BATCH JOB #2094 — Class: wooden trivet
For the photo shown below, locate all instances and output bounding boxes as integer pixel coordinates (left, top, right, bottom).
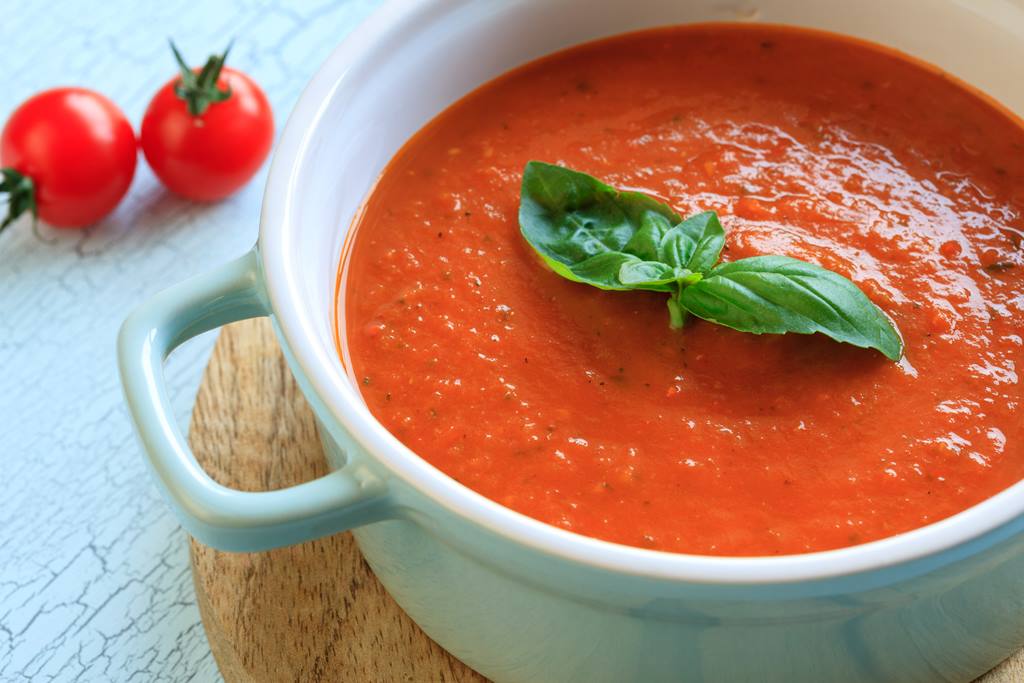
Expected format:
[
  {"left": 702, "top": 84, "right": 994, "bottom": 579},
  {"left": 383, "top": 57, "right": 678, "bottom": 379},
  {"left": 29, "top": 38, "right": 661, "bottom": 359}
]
[
  {"left": 187, "top": 317, "right": 486, "bottom": 682},
  {"left": 186, "top": 318, "right": 1019, "bottom": 682}
]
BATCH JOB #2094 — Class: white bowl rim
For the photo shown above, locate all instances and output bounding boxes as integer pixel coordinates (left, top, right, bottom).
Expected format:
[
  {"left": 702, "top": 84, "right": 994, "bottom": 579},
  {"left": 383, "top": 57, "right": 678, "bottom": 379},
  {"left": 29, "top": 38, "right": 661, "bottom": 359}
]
[{"left": 258, "top": 0, "right": 1024, "bottom": 584}]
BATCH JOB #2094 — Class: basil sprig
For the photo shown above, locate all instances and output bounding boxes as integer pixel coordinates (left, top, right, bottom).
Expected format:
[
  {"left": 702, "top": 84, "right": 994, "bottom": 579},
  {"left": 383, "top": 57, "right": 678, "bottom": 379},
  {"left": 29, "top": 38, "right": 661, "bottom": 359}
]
[{"left": 519, "top": 161, "right": 903, "bottom": 361}]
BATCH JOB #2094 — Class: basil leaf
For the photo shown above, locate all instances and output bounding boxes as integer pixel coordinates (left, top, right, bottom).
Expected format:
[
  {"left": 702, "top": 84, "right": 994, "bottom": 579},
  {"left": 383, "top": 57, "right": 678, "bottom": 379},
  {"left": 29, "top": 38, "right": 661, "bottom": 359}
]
[
  {"left": 666, "top": 211, "right": 725, "bottom": 274},
  {"left": 679, "top": 256, "right": 903, "bottom": 360},
  {"left": 563, "top": 252, "right": 651, "bottom": 290},
  {"left": 623, "top": 210, "right": 724, "bottom": 273},
  {"left": 519, "top": 161, "right": 681, "bottom": 290},
  {"left": 618, "top": 260, "right": 677, "bottom": 287},
  {"left": 623, "top": 211, "right": 675, "bottom": 261}
]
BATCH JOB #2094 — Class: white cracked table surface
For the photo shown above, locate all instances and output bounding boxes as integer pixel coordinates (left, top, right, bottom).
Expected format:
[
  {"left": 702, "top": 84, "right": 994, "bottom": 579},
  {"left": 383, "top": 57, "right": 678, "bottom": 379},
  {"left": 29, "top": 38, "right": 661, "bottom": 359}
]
[{"left": 0, "top": 1, "right": 380, "bottom": 679}]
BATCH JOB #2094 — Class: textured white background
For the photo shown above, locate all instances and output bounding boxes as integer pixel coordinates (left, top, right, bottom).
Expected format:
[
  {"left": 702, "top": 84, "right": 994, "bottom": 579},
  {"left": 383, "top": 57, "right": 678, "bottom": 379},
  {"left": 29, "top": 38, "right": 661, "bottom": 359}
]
[{"left": 0, "top": 1, "right": 380, "bottom": 679}]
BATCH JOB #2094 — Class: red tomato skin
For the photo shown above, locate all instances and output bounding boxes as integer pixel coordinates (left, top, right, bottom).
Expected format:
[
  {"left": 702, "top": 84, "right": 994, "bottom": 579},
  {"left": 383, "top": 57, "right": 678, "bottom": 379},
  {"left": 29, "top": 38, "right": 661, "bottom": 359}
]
[
  {"left": 1, "top": 88, "right": 137, "bottom": 228},
  {"left": 140, "top": 68, "right": 274, "bottom": 201}
]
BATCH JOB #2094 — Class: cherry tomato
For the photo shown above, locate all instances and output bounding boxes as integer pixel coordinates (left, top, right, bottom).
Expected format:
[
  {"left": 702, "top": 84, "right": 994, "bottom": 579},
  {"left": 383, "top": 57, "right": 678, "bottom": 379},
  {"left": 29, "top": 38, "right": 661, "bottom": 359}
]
[
  {"left": 140, "top": 43, "right": 274, "bottom": 201},
  {"left": 0, "top": 88, "right": 137, "bottom": 229}
]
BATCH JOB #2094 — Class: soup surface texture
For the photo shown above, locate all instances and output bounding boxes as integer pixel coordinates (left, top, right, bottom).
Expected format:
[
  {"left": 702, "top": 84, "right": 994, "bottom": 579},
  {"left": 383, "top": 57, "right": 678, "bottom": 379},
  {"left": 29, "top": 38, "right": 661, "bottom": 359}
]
[{"left": 341, "top": 25, "right": 1024, "bottom": 555}]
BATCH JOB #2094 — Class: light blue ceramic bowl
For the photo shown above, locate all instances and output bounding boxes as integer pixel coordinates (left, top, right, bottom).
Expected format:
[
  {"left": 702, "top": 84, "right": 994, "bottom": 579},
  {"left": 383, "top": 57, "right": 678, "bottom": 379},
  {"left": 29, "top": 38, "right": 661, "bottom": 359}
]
[{"left": 118, "top": 1, "right": 1024, "bottom": 680}]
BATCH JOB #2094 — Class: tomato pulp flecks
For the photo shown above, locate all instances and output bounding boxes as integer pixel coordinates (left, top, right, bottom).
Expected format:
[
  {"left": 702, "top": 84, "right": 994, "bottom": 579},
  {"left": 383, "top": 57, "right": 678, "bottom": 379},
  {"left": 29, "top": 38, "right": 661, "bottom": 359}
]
[{"left": 340, "top": 25, "right": 1024, "bottom": 556}]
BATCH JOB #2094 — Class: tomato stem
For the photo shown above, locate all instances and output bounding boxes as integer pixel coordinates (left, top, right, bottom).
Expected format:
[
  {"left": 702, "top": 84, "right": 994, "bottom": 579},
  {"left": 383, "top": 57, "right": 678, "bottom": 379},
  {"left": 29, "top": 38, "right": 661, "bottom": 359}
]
[
  {"left": 169, "top": 39, "right": 234, "bottom": 116},
  {"left": 0, "top": 168, "right": 37, "bottom": 233}
]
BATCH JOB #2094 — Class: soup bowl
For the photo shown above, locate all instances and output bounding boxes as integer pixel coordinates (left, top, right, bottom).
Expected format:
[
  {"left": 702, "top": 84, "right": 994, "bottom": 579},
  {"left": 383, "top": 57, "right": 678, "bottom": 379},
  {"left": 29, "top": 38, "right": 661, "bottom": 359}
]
[{"left": 118, "top": 1, "right": 1024, "bottom": 680}]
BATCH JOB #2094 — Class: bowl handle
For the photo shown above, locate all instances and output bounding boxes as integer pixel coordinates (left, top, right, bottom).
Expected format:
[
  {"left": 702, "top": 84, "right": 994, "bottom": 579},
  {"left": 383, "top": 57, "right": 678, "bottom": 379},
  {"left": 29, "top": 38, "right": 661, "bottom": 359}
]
[{"left": 117, "top": 249, "right": 390, "bottom": 552}]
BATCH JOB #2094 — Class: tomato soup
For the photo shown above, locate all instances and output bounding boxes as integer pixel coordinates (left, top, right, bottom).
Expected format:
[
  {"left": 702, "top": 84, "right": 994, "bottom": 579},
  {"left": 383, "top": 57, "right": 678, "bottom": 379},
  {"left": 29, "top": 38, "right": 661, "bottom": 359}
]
[{"left": 339, "top": 25, "right": 1024, "bottom": 555}]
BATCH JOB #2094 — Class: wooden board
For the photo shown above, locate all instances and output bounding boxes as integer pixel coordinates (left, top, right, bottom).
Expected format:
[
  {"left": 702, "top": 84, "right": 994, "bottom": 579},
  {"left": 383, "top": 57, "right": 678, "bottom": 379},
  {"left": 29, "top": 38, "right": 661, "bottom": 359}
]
[
  {"left": 188, "top": 317, "right": 487, "bottom": 682},
  {"left": 187, "top": 317, "right": 1021, "bottom": 683}
]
